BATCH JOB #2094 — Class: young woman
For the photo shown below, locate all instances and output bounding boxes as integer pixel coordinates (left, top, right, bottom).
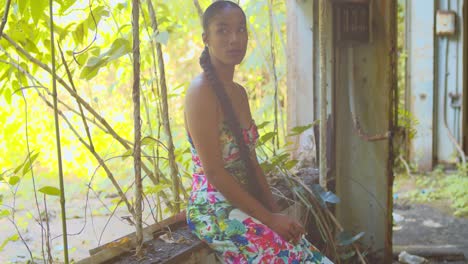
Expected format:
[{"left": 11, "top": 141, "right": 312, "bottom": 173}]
[{"left": 184, "top": 1, "right": 333, "bottom": 263}]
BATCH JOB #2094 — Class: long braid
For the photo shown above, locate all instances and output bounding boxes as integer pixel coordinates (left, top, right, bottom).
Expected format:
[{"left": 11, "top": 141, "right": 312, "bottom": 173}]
[{"left": 199, "top": 47, "right": 269, "bottom": 209}]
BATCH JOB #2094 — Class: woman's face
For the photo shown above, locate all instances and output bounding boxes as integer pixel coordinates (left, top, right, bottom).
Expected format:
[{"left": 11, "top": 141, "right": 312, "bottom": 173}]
[{"left": 203, "top": 7, "right": 248, "bottom": 66}]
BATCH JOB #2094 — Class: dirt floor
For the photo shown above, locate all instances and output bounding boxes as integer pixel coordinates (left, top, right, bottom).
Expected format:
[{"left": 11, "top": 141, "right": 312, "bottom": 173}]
[{"left": 393, "top": 200, "right": 468, "bottom": 263}]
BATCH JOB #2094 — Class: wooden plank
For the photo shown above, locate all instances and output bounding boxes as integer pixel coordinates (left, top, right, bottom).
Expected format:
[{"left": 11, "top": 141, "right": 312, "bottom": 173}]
[{"left": 75, "top": 211, "right": 186, "bottom": 264}]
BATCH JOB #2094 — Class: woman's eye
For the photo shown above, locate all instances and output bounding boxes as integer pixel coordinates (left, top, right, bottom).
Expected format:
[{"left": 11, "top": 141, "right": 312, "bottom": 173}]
[
  {"left": 239, "top": 27, "right": 246, "bottom": 33},
  {"left": 217, "top": 28, "right": 228, "bottom": 34}
]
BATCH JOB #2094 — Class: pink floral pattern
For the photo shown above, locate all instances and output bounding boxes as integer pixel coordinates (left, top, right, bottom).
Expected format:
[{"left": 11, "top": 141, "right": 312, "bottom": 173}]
[{"left": 186, "top": 120, "right": 333, "bottom": 263}]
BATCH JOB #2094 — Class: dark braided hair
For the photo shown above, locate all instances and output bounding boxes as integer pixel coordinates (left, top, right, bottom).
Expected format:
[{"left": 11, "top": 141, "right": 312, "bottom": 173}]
[{"left": 200, "top": 1, "right": 270, "bottom": 210}]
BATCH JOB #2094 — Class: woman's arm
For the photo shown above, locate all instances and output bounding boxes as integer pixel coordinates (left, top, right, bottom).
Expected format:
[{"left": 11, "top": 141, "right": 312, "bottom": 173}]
[{"left": 252, "top": 156, "right": 281, "bottom": 213}]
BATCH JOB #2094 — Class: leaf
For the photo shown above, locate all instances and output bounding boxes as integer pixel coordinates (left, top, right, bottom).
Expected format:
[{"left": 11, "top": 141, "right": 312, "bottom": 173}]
[
  {"left": 122, "top": 149, "right": 133, "bottom": 160},
  {"left": 73, "top": 23, "right": 85, "bottom": 44},
  {"left": 141, "top": 136, "right": 161, "bottom": 147},
  {"left": 256, "top": 121, "right": 270, "bottom": 130},
  {"left": 106, "top": 38, "right": 131, "bottom": 61},
  {"left": 146, "top": 184, "right": 170, "bottom": 195},
  {"left": 58, "top": 0, "right": 76, "bottom": 14},
  {"left": 87, "top": 6, "right": 109, "bottom": 30},
  {"left": 259, "top": 132, "right": 276, "bottom": 145},
  {"left": 288, "top": 123, "right": 315, "bottom": 137},
  {"left": 284, "top": 159, "right": 298, "bottom": 170},
  {"left": 0, "top": 234, "right": 19, "bottom": 252},
  {"left": 154, "top": 31, "right": 170, "bottom": 45},
  {"left": 58, "top": 22, "right": 76, "bottom": 41},
  {"left": 8, "top": 176, "right": 20, "bottom": 186},
  {"left": 14, "top": 163, "right": 24, "bottom": 174},
  {"left": 116, "top": 3, "right": 128, "bottom": 11},
  {"left": 4, "top": 86, "right": 12, "bottom": 104},
  {"left": 80, "top": 38, "right": 131, "bottom": 80},
  {"left": 38, "top": 186, "right": 61, "bottom": 196},
  {"left": 339, "top": 250, "right": 356, "bottom": 260},
  {"left": 336, "top": 231, "right": 365, "bottom": 246},
  {"left": 22, "top": 151, "right": 40, "bottom": 176},
  {"left": 0, "top": 209, "right": 10, "bottom": 218},
  {"left": 18, "top": 0, "right": 30, "bottom": 15},
  {"left": 311, "top": 184, "right": 340, "bottom": 207},
  {"left": 30, "top": 0, "right": 47, "bottom": 25}
]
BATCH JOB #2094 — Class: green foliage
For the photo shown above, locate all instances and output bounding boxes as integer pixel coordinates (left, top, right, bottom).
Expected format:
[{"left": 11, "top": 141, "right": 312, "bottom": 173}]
[
  {"left": 0, "top": 0, "right": 288, "bottom": 261},
  {"left": 393, "top": 0, "right": 420, "bottom": 174},
  {"left": 38, "top": 186, "right": 61, "bottom": 196},
  {"left": 80, "top": 38, "right": 131, "bottom": 80},
  {"left": 0, "top": 234, "right": 19, "bottom": 252},
  {"left": 401, "top": 171, "right": 468, "bottom": 217}
]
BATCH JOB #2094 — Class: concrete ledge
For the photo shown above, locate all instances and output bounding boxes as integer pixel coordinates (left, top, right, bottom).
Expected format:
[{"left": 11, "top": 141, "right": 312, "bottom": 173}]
[{"left": 393, "top": 245, "right": 467, "bottom": 261}]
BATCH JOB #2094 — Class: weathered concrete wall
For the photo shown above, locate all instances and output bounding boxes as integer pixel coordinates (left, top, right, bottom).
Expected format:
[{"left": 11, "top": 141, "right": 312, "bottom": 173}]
[
  {"left": 287, "top": 0, "right": 333, "bottom": 158},
  {"left": 333, "top": 0, "right": 394, "bottom": 261},
  {"left": 407, "top": 0, "right": 435, "bottom": 170},
  {"left": 287, "top": 0, "right": 314, "bottom": 132},
  {"left": 287, "top": 0, "right": 394, "bottom": 261}
]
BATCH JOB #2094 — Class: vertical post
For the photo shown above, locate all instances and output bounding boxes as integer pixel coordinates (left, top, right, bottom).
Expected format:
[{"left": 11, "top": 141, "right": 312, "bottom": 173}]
[
  {"left": 131, "top": 0, "right": 143, "bottom": 257},
  {"left": 319, "top": 0, "right": 328, "bottom": 190},
  {"left": 387, "top": 0, "right": 397, "bottom": 260},
  {"left": 49, "top": 0, "right": 69, "bottom": 262}
]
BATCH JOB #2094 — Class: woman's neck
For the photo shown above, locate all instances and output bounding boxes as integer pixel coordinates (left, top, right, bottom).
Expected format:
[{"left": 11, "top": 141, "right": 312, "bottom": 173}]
[{"left": 211, "top": 58, "right": 235, "bottom": 85}]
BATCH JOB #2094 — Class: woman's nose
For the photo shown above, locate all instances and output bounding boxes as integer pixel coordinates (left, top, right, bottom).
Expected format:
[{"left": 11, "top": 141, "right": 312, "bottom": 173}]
[{"left": 229, "top": 32, "right": 241, "bottom": 44}]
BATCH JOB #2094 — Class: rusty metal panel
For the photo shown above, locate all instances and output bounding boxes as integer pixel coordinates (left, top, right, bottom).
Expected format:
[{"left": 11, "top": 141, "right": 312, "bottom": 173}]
[
  {"left": 334, "top": 1, "right": 371, "bottom": 43},
  {"left": 407, "top": 0, "right": 435, "bottom": 171}
]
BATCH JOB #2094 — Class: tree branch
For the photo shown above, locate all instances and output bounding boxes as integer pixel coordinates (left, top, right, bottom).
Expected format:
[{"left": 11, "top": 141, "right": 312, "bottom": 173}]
[
  {"left": 193, "top": 0, "right": 203, "bottom": 21},
  {"left": 0, "top": 0, "right": 12, "bottom": 38},
  {"left": 2, "top": 33, "right": 176, "bottom": 209},
  {"left": 146, "top": 0, "right": 181, "bottom": 214},
  {"left": 131, "top": 0, "right": 144, "bottom": 257}
]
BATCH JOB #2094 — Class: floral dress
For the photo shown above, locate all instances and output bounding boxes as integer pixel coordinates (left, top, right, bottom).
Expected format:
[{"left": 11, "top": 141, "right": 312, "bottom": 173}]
[{"left": 186, "top": 120, "right": 333, "bottom": 264}]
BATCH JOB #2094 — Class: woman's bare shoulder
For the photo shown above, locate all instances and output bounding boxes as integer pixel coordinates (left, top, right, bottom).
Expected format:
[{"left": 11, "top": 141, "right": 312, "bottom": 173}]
[
  {"left": 185, "top": 74, "right": 215, "bottom": 104},
  {"left": 185, "top": 74, "right": 216, "bottom": 115}
]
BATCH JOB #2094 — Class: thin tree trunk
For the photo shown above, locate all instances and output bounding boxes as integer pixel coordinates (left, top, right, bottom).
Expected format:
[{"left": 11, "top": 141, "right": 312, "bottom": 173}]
[
  {"left": 131, "top": 0, "right": 144, "bottom": 257},
  {"left": 268, "top": 0, "right": 280, "bottom": 153},
  {"left": 147, "top": 0, "right": 181, "bottom": 214},
  {"left": 48, "top": 0, "right": 69, "bottom": 262},
  {"left": 43, "top": 195, "right": 53, "bottom": 264},
  {"left": 0, "top": 0, "right": 12, "bottom": 38},
  {"left": 319, "top": 0, "right": 327, "bottom": 190},
  {"left": 140, "top": 5, "right": 165, "bottom": 221},
  {"left": 193, "top": 0, "right": 203, "bottom": 20}
]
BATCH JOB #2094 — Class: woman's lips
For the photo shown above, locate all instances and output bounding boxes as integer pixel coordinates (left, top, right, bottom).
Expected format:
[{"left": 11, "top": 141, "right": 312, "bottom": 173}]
[{"left": 227, "top": 49, "right": 244, "bottom": 56}]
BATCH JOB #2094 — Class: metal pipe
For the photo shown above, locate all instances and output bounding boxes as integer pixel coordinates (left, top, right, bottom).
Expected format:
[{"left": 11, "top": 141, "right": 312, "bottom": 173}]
[{"left": 442, "top": 30, "right": 466, "bottom": 167}]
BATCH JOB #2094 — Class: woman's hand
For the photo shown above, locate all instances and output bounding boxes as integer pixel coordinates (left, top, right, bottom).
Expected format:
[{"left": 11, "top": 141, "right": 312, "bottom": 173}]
[
  {"left": 268, "top": 200, "right": 282, "bottom": 213},
  {"left": 266, "top": 213, "right": 305, "bottom": 245}
]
